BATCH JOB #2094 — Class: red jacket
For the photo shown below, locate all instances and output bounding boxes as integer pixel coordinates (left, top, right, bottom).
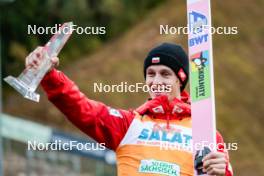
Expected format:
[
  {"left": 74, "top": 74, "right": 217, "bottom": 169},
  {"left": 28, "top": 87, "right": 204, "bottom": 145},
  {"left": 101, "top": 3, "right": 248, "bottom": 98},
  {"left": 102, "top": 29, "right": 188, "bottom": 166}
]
[{"left": 41, "top": 69, "right": 233, "bottom": 176}]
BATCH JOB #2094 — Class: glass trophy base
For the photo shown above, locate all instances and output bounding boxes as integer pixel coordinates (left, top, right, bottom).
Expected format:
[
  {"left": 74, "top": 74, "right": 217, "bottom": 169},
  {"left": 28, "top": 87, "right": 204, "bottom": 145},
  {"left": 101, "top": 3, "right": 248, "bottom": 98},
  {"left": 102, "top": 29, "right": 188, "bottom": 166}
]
[
  {"left": 4, "top": 76, "right": 40, "bottom": 102},
  {"left": 4, "top": 22, "right": 73, "bottom": 102}
]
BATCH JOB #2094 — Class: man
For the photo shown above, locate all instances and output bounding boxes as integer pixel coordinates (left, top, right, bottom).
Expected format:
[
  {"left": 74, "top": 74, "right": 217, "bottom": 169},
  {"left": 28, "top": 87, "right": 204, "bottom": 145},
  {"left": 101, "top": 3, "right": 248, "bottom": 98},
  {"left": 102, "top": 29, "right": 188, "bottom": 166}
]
[{"left": 26, "top": 43, "right": 233, "bottom": 176}]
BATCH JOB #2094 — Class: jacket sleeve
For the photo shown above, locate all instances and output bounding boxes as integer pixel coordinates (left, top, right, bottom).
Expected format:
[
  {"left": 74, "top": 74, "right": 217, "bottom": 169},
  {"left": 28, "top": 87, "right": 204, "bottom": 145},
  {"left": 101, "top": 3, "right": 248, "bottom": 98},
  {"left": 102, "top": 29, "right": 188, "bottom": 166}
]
[
  {"left": 41, "top": 69, "right": 134, "bottom": 151},
  {"left": 216, "top": 131, "right": 234, "bottom": 176}
]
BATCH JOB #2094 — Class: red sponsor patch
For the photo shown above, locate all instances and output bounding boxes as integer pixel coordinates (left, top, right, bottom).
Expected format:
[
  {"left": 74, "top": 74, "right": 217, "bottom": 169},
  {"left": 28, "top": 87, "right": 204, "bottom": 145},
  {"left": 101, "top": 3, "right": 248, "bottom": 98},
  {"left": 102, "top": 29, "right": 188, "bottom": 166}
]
[
  {"left": 152, "top": 105, "right": 164, "bottom": 114},
  {"left": 178, "top": 68, "right": 186, "bottom": 82},
  {"left": 172, "top": 105, "right": 183, "bottom": 114}
]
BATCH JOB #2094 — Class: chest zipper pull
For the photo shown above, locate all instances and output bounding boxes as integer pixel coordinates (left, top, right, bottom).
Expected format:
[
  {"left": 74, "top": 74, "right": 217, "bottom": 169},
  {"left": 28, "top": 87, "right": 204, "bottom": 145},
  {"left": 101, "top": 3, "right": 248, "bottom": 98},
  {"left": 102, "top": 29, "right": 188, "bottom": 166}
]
[{"left": 166, "top": 113, "right": 170, "bottom": 130}]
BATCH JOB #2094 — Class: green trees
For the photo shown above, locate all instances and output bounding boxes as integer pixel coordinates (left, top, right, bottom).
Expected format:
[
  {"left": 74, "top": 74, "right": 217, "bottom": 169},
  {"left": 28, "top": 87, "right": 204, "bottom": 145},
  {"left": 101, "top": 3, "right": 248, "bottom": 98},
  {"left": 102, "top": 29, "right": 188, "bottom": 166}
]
[{"left": 0, "top": 0, "right": 164, "bottom": 77}]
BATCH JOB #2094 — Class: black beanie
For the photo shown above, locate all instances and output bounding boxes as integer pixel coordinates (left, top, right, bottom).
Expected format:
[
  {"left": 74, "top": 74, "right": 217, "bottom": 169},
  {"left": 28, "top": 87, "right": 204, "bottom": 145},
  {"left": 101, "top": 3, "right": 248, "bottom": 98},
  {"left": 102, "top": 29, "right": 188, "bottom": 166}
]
[{"left": 144, "top": 43, "right": 189, "bottom": 92}]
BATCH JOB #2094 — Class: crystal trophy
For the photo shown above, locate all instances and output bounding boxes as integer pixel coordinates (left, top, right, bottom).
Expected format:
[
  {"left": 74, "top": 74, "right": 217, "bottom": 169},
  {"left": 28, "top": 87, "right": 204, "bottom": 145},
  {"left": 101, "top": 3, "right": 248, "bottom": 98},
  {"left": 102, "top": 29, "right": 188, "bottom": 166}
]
[{"left": 4, "top": 22, "right": 73, "bottom": 102}]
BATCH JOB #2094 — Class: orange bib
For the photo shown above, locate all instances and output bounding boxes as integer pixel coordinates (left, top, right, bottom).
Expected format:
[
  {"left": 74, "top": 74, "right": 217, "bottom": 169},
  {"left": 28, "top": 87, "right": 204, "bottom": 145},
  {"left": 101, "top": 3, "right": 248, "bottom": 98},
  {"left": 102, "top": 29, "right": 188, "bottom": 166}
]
[{"left": 116, "top": 112, "right": 194, "bottom": 176}]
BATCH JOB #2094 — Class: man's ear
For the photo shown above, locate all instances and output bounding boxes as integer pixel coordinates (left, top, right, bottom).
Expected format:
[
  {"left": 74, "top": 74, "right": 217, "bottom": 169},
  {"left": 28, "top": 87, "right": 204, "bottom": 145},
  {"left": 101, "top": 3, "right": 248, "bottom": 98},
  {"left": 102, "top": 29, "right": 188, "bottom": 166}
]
[{"left": 177, "top": 80, "right": 182, "bottom": 86}]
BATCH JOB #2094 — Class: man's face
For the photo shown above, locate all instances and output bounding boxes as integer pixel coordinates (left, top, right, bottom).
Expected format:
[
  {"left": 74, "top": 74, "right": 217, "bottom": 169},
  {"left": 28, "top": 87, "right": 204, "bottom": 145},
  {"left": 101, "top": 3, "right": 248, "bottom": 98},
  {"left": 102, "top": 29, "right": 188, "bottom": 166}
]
[{"left": 146, "top": 65, "right": 181, "bottom": 101}]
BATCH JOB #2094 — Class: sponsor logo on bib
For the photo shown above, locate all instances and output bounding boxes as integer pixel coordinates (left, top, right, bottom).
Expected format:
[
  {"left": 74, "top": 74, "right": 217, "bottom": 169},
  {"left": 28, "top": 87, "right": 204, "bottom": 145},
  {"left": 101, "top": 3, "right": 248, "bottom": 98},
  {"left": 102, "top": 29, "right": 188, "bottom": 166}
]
[{"left": 139, "top": 159, "right": 180, "bottom": 176}]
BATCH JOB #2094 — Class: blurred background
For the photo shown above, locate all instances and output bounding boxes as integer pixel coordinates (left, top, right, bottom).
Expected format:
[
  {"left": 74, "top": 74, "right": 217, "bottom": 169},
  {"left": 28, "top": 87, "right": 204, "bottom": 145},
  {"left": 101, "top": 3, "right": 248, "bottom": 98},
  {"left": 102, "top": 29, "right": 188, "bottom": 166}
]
[{"left": 0, "top": 0, "right": 263, "bottom": 175}]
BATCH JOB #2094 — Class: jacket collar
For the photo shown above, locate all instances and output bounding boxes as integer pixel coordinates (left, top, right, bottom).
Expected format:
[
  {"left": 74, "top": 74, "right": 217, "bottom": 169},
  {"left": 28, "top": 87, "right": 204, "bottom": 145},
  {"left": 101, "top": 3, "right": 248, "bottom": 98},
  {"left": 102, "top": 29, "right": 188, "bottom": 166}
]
[{"left": 136, "top": 91, "right": 191, "bottom": 120}]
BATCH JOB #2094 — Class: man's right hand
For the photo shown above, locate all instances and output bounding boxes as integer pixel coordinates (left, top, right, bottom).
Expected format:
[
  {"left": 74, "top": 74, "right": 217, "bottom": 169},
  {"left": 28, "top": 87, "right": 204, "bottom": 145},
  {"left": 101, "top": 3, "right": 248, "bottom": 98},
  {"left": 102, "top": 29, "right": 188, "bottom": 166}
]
[{"left": 25, "top": 46, "right": 59, "bottom": 72}]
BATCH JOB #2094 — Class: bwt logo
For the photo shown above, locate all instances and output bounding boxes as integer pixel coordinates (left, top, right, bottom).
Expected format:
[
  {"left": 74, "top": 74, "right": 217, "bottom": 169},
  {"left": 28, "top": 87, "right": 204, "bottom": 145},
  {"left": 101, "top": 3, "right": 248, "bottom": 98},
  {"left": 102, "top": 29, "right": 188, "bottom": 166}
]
[
  {"left": 189, "top": 11, "right": 207, "bottom": 34},
  {"left": 188, "top": 11, "right": 209, "bottom": 47}
]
